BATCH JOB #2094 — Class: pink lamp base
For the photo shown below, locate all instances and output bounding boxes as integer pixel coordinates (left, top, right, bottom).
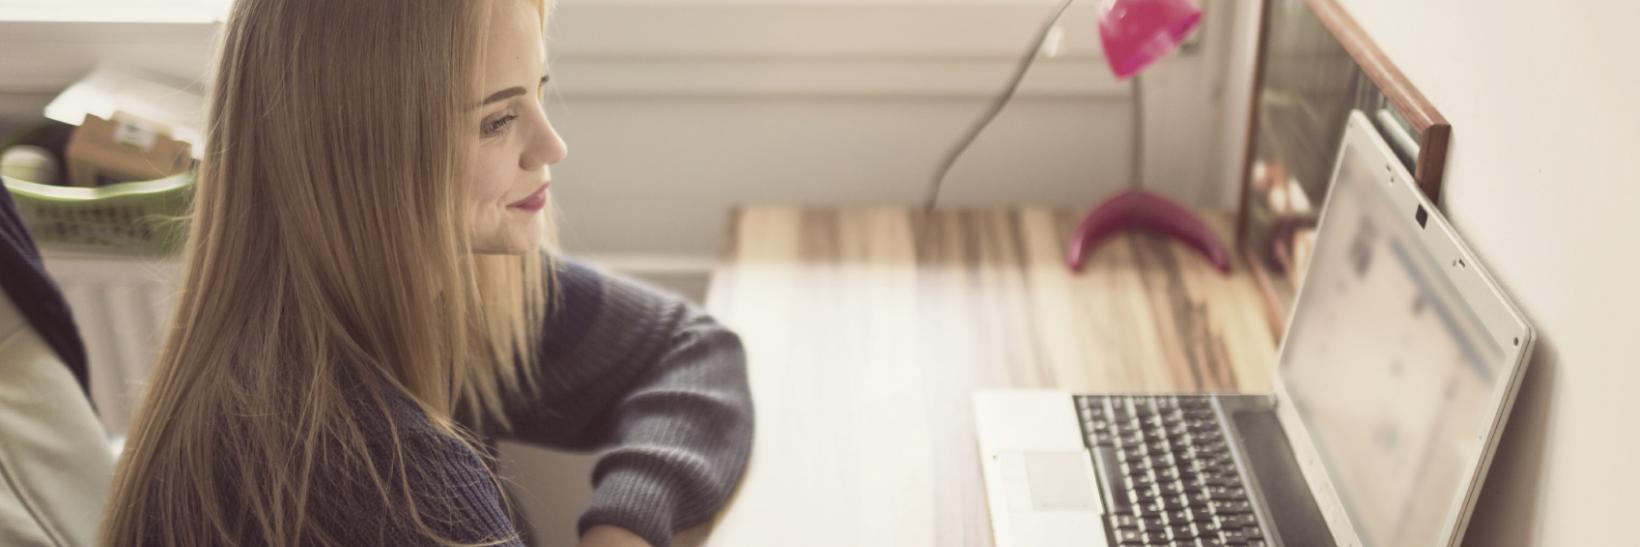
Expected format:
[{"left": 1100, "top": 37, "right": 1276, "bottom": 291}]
[{"left": 1066, "top": 189, "right": 1230, "bottom": 274}]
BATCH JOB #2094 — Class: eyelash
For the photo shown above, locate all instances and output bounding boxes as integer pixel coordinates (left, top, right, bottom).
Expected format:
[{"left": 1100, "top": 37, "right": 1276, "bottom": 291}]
[
  {"left": 480, "top": 86, "right": 549, "bottom": 138},
  {"left": 481, "top": 113, "right": 519, "bottom": 137}
]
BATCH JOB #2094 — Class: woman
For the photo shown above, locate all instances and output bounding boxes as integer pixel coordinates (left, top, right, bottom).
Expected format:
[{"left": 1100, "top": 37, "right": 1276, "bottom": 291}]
[{"left": 98, "top": 1, "right": 753, "bottom": 546}]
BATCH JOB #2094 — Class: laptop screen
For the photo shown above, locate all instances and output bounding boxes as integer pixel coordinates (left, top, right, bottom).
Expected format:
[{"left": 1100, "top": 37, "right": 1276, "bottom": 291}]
[{"left": 1278, "top": 140, "right": 1506, "bottom": 545}]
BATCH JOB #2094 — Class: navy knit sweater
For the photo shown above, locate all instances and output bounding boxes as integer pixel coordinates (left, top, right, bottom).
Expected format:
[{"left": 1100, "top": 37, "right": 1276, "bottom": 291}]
[{"left": 310, "top": 257, "right": 753, "bottom": 547}]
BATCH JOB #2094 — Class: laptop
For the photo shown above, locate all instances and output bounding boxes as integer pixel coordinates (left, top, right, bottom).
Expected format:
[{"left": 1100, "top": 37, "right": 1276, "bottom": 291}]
[{"left": 974, "top": 110, "right": 1535, "bottom": 547}]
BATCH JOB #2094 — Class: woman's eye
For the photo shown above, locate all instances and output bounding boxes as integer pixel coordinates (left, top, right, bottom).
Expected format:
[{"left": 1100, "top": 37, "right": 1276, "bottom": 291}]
[{"left": 481, "top": 114, "right": 518, "bottom": 137}]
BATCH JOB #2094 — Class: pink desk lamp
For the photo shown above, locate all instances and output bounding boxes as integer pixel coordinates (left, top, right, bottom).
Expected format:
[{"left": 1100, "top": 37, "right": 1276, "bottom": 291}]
[{"left": 1068, "top": 0, "right": 1229, "bottom": 273}]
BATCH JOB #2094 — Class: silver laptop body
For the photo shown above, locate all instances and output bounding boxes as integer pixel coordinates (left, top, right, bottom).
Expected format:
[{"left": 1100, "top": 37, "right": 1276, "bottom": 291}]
[{"left": 975, "top": 110, "right": 1536, "bottom": 547}]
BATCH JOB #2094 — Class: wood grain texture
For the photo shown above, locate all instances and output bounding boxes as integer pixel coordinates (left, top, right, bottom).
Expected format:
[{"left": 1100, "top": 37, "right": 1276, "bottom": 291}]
[{"left": 678, "top": 207, "right": 1276, "bottom": 547}]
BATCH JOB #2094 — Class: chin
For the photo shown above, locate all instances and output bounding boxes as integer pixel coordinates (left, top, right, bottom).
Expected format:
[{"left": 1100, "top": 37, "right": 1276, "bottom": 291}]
[
  {"left": 472, "top": 226, "right": 544, "bottom": 255},
  {"left": 470, "top": 206, "right": 548, "bottom": 255},
  {"left": 476, "top": 235, "right": 542, "bottom": 256}
]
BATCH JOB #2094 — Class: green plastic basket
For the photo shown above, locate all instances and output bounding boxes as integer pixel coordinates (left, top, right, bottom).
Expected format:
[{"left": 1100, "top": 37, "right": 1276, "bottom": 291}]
[
  {"left": 3, "top": 172, "right": 193, "bottom": 255},
  {"left": 1, "top": 119, "right": 193, "bottom": 255}
]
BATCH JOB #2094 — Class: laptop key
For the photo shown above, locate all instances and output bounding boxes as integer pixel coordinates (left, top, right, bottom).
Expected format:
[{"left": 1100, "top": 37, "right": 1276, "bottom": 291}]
[
  {"left": 1183, "top": 491, "right": 1210, "bottom": 507},
  {"left": 1219, "top": 513, "right": 1258, "bottom": 528},
  {"left": 1114, "top": 528, "right": 1146, "bottom": 545},
  {"left": 1157, "top": 496, "right": 1185, "bottom": 511},
  {"left": 1089, "top": 421, "right": 1115, "bottom": 446}
]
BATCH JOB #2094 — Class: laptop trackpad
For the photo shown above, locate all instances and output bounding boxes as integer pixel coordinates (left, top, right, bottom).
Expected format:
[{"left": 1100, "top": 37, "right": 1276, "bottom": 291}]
[
  {"left": 1021, "top": 451, "right": 1100, "bottom": 510},
  {"left": 992, "top": 451, "right": 1105, "bottom": 547}
]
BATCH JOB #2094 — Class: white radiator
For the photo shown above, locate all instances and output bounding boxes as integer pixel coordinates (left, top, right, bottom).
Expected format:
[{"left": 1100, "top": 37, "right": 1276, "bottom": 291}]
[{"left": 39, "top": 250, "right": 178, "bottom": 436}]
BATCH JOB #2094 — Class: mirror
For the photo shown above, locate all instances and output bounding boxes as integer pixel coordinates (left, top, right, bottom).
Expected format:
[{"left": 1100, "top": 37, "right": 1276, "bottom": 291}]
[{"left": 1234, "top": 0, "right": 1450, "bottom": 336}]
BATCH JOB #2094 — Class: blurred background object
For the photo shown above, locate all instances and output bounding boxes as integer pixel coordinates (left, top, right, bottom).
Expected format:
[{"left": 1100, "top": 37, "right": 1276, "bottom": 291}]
[
  {"left": 65, "top": 113, "right": 193, "bottom": 187},
  {"left": 2, "top": 68, "right": 197, "bottom": 256},
  {"left": 1234, "top": 0, "right": 1449, "bottom": 336},
  {"left": 1, "top": 144, "right": 57, "bottom": 182},
  {"left": 917, "top": 0, "right": 1233, "bottom": 274}
]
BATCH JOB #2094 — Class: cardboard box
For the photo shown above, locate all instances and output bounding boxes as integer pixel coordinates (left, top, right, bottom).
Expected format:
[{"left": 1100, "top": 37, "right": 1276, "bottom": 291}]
[{"left": 64, "top": 112, "right": 193, "bottom": 187}]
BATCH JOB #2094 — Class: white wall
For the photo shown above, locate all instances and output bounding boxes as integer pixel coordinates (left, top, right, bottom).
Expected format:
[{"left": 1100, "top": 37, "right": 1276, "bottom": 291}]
[
  {"left": 539, "top": 0, "right": 1244, "bottom": 259},
  {"left": 0, "top": 0, "right": 1258, "bottom": 263},
  {"left": 1325, "top": 1, "right": 1640, "bottom": 544}
]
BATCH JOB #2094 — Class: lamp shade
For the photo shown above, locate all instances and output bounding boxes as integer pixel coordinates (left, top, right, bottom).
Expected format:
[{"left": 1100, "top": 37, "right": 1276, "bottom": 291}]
[{"left": 1097, "top": 0, "right": 1203, "bottom": 79}]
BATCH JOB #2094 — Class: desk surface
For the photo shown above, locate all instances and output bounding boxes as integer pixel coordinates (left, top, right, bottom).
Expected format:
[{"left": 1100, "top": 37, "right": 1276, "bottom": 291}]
[{"left": 683, "top": 207, "right": 1277, "bottom": 546}]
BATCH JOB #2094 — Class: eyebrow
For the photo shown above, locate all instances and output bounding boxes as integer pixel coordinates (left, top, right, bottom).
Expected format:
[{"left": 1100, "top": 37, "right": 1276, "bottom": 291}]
[{"left": 477, "top": 75, "right": 550, "bottom": 108}]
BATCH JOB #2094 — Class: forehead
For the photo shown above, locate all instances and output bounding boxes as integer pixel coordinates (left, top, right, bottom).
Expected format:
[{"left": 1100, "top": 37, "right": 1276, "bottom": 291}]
[{"left": 479, "top": 0, "right": 546, "bottom": 86}]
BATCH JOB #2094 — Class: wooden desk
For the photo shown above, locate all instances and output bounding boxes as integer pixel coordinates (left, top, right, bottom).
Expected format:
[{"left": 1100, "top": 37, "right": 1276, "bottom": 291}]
[{"left": 682, "top": 207, "right": 1277, "bottom": 546}]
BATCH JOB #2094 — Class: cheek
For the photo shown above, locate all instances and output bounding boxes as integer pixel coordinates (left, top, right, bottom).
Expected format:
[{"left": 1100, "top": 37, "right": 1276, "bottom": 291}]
[{"left": 469, "top": 157, "right": 512, "bottom": 205}]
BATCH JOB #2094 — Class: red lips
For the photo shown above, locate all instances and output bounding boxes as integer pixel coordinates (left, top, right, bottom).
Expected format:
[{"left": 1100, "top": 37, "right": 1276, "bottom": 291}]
[{"left": 509, "top": 183, "right": 549, "bottom": 212}]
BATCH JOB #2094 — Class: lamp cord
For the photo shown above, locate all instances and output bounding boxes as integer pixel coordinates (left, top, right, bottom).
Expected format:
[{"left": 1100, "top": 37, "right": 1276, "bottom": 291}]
[
  {"left": 1130, "top": 73, "right": 1144, "bottom": 190},
  {"left": 923, "top": 0, "right": 1080, "bottom": 212}
]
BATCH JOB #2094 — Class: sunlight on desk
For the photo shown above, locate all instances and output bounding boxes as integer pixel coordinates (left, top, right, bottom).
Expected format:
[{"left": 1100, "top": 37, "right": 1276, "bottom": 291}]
[{"left": 680, "top": 206, "right": 1276, "bottom": 547}]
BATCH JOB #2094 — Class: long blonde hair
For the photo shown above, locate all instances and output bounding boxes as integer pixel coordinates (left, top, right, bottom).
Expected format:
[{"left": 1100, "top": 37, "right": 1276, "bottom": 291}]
[{"left": 100, "top": 0, "right": 556, "bottom": 545}]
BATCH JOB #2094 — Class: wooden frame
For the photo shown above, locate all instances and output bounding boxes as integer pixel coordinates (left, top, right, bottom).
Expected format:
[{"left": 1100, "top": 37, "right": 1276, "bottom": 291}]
[
  {"left": 1236, "top": 0, "right": 1450, "bottom": 241},
  {"left": 1233, "top": 0, "right": 1451, "bottom": 336},
  {"left": 1306, "top": 0, "right": 1449, "bottom": 198}
]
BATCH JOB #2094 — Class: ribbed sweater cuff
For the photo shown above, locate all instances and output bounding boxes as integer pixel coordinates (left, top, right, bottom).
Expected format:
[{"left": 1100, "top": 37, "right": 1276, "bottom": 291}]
[{"left": 577, "top": 467, "right": 683, "bottom": 547}]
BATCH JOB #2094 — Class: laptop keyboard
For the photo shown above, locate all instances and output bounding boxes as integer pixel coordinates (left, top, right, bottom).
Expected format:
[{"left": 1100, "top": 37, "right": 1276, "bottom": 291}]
[{"left": 1075, "top": 395, "right": 1269, "bottom": 547}]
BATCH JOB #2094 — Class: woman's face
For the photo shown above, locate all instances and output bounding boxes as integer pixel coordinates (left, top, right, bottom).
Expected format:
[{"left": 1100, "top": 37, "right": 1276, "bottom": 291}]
[{"left": 467, "top": 0, "right": 566, "bottom": 255}]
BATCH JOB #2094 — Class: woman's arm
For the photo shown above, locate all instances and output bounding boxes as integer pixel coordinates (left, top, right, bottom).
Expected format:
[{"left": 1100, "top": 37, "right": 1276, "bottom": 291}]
[{"left": 502, "top": 256, "right": 755, "bottom": 547}]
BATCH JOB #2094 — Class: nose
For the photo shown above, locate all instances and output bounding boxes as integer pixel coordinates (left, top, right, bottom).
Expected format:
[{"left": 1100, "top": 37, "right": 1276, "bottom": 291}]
[{"left": 520, "top": 112, "right": 567, "bottom": 170}]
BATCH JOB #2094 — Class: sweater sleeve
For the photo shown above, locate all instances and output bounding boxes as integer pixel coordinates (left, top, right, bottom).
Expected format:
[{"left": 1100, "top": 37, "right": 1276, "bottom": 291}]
[{"left": 500, "top": 256, "right": 755, "bottom": 547}]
